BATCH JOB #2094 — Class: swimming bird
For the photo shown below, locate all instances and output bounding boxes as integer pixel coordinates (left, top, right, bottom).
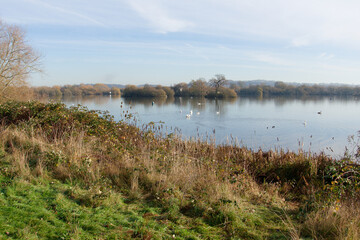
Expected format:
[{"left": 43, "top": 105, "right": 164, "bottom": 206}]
[
  {"left": 303, "top": 121, "right": 307, "bottom": 127},
  {"left": 186, "top": 114, "right": 191, "bottom": 119},
  {"left": 317, "top": 111, "right": 322, "bottom": 115},
  {"left": 189, "top": 110, "right": 193, "bottom": 115},
  {"left": 196, "top": 112, "right": 200, "bottom": 115},
  {"left": 216, "top": 111, "right": 220, "bottom": 115}
]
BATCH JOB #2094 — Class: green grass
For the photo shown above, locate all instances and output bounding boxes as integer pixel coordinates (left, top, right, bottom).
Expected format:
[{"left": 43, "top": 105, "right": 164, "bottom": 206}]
[
  {"left": 0, "top": 175, "right": 292, "bottom": 239},
  {"left": 0, "top": 176, "right": 194, "bottom": 239}
]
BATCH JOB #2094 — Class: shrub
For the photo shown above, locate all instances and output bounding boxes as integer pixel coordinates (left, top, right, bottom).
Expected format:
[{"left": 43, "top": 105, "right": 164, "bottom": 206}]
[{"left": 206, "top": 87, "right": 237, "bottom": 98}]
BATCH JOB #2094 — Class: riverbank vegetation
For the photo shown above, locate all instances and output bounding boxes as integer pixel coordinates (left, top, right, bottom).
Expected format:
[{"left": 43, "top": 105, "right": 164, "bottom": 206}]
[{"left": 1, "top": 100, "right": 360, "bottom": 239}]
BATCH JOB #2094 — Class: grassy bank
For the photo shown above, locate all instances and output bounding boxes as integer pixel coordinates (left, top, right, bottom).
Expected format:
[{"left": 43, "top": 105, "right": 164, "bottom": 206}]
[{"left": 0, "top": 101, "right": 359, "bottom": 239}]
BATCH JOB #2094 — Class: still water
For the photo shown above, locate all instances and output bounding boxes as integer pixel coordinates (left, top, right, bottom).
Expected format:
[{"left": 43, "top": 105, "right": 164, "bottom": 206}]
[{"left": 61, "top": 95, "right": 360, "bottom": 158}]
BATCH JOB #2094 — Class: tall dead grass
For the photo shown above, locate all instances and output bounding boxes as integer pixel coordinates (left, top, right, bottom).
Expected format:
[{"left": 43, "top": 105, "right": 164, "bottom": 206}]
[{"left": 302, "top": 201, "right": 360, "bottom": 240}]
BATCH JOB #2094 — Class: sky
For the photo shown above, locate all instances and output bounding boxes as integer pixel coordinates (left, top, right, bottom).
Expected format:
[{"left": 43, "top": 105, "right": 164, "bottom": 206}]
[{"left": 1, "top": 0, "right": 360, "bottom": 86}]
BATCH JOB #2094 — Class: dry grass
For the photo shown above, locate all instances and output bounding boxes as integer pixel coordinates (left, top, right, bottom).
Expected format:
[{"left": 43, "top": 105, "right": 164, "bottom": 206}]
[
  {"left": 0, "top": 110, "right": 324, "bottom": 205},
  {"left": 302, "top": 201, "right": 360, "bottom": 240},
  {"left": 0, "top": 112, "right": 289, "bottom": 221}
]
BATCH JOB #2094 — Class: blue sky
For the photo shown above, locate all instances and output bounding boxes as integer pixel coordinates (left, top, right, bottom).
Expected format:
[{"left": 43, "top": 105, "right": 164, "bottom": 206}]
[{"left": 2, "top": 0, "right": 360, "bottom": 86}]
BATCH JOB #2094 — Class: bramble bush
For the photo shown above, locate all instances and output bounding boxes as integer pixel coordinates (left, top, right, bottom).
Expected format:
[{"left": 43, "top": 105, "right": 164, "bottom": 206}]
[{"left": 0, "top": 100, "right": 146, "bottom": 147}]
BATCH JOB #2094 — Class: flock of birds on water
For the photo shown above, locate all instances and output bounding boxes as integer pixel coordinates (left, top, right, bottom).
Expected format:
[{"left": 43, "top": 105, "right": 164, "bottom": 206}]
[
  {"left": 177, "top": 103, "right": 221, "bottom": 119},
  {"left": 175, "top": 104, "right": 333, "bottom": 144},
  {"left": 176, "top": 102, "right": 323, "bottom": 122}
]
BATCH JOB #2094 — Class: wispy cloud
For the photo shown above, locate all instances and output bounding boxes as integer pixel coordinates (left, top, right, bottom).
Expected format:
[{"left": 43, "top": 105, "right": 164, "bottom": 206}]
[
  {"left": 5, "top": 0, "right": 360, "bottom": 48},
  {"left": 4, "top": 0, "right": 360, "bottom": 85},
  {"left": 318, "top": 53, "right": 335, "bottom": 60},
  {"left": 248, "top": 52, "right": 294, "bottom": 66},
  {"left": 126, "top": 0, "right": 192, "bottom": 33},
  {"left": 291, "top": 36, "right": 311, "bottom": 47},
  {"left": 24, "top": 0, "right": 106, "bottom": 26},
  {"left": 37, "top": 39, "right": 174, "bottom": 49}
]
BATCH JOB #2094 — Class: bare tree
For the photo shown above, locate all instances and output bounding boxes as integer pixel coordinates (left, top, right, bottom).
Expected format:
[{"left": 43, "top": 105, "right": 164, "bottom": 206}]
[
  {"left": 0, "top": 20, "right": 41, "bottom": 99},
  {"left": 209, "top": 74, "right": 227, "bottom": 97}
]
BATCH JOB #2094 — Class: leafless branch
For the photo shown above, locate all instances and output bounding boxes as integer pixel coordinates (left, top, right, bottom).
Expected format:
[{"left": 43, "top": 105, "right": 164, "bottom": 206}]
[{"left": 0, "top": 20, "right": 41, "bottom": 99}]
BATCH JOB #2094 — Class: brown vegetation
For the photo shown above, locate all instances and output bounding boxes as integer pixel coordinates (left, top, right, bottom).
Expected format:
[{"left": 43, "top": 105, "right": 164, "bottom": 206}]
[
  {"left": 1, "top": 101, "right": 360, "bottom": 239},
  {"left": 122, "top": 84, "right": 173, "bottom": 98}
]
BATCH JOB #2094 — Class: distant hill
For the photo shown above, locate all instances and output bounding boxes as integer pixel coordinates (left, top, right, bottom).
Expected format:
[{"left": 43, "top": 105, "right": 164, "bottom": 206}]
[
  {"left": 227, "top": 80, "right": 277, "bottom": 87},
  {"left": 104, "top": 81, "right": 280, "bottom": 89},
  {"left": 103, "top": 84, "right": 158, "bottom": 89},
  {"left": 105, "top": 84, "right": 126, "bottom": 89},
  {"left": 227, "top": 80, "right": 359, "bottom": 88}
]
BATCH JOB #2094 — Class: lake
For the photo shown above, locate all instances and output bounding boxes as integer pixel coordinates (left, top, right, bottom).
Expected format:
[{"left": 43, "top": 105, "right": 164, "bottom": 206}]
[{"left": 60, "top": 95, "right": 360, "bottom": 158}]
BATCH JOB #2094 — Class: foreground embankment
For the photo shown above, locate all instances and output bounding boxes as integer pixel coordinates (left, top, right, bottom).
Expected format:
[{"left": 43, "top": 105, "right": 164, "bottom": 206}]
[{"left": 0, "top": 101, "right": 359, "bottom": 239}]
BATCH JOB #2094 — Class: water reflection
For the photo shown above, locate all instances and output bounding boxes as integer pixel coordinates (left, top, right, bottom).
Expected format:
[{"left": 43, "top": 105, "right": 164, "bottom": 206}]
[
  {"left": 62, "top": 95, "right": 121, "bottom": 105},
  {"left": 123, "top": 96, "right": 173, "bottom": 107},
  {"left": 240, "top": 95, "right": 352, "bottom": 105},
  {"left": 171, "top": 97, "right": 237, "bottom": 116}
]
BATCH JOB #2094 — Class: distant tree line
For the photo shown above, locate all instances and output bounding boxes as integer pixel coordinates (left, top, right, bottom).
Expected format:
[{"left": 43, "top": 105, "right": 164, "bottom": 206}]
[
  {"left": 123, "top": 74, "right": 235, "bottom": 98},
  {"left": 32, "top": 74, "right": 237, "bottom": 99},
  {"left": 33, "top": 84, "right": 121, "bottom": 98},
  {"left": 238, "top": 81, "right": 360, "bottom": 97},
  {"left": 32, "top": 77, "right": 360, "bottom": 100}
]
